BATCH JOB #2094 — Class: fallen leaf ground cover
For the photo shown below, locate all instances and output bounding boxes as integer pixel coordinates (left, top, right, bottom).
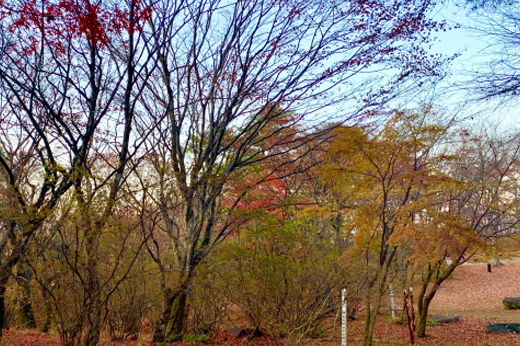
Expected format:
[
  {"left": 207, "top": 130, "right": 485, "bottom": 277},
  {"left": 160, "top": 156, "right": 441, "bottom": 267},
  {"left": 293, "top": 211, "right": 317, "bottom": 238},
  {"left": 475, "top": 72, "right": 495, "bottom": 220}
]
[
  {"left": 4, "top": 259, "right": 520, "bottom": 345},
  {"left": 4, "top": 317, "right": 520, "bottom": 346},
  {"left": 430, "top": 258, "right": 520, "bottom": 313}
]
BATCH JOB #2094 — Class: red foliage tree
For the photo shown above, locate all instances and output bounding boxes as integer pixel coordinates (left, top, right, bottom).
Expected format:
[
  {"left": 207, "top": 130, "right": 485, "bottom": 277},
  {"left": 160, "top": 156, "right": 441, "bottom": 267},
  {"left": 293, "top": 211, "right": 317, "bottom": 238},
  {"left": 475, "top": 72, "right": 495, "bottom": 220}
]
[{"left": 0, "top": 0, "right": 153, "bottom": 344}]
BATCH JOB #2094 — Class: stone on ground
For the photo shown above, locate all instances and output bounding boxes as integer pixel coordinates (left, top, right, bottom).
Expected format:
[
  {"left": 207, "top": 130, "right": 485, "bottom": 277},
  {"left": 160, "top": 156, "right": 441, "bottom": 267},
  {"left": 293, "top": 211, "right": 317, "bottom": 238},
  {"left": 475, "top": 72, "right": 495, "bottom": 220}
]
[
  {"left": 486, "top": 323, "right": 520, "bottom": 334},
  {"left": 433, "top": 316, "right": 460, "bottom": 324},
  {"left": 503, "top": 297, "right": 520, "bottom": 310}
]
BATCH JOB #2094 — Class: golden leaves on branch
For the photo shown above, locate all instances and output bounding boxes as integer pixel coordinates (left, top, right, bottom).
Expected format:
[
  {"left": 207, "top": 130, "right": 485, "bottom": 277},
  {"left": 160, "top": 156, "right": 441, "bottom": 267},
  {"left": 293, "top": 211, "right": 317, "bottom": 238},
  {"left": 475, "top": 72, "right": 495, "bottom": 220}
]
[{"left": 314, "top": 109, "right": 487, "bottom": 267}]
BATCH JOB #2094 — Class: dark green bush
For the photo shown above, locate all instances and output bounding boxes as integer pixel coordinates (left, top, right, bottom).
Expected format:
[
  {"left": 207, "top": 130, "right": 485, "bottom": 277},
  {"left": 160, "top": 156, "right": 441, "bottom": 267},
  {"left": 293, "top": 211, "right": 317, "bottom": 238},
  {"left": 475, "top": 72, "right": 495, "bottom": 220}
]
[{"left": 503, "top": 298, "right": 520, "bottom": 310}]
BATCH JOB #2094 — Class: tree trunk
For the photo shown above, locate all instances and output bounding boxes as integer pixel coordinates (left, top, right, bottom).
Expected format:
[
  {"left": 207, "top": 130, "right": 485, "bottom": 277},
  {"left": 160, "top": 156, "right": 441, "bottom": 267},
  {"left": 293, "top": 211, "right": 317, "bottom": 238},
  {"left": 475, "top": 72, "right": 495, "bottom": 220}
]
[
  {"left": 40, "top": 278, "right": 55, "bottom": 333},
  {"left": 165, "top": 291, "right": 188, "bottom": 340},
  {"left": 40, "top": 312, "right": 51, "bottom": 333},
  {"left": 362, "top": 246, "right": 397, "bottom": 346},
  {"left": 362, "top": 305, "right": 377, "bottom": 346},
  {"left": 153, "top": 278, "right": 190, "bottom": 343},
  {"left": 0, "top": 281, "right": 6, "bottom": 340},
  {"left": 416, "top": 268, "right": 432, "bottom": 338},
  {"left": 15, "top": 261, "right": 36, "bottom": 328},
  {"left": 416, "top": 285, "right": 438, "bottom": 338},
  {"left": 416, "top": 284, "right": 432, "bottom": 338},
  {"left": 17, "top": 292, "right": 36, "bottom": 329},
  {"left": 363, "top": 283, "right": 385, "bottom": 346},
  {"left": 416, "top": 301, "right": 428, "bottom": 338},
  {"left": 84, "top": 281, "right": 102, "bottom": 346},
  {"left": 84, "top": 234, "right": 102, "bottom": 346},
  {"left": 153, "top": 287, "right": 174, "bottom": 343},
  {"left": 416, "top": 258, "right": 462, "bottom": 338}
]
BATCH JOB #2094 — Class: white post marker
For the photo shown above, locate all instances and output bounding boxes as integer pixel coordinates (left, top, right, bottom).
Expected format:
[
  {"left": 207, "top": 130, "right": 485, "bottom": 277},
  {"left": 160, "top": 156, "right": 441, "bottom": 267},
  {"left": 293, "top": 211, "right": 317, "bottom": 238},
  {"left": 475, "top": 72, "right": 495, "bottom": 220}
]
[
  {"left": 389, "top": 283, "right": 396, "bottom": 319},
  {"left": 341, "top": 288, "right": 347, "bottom": 346}
]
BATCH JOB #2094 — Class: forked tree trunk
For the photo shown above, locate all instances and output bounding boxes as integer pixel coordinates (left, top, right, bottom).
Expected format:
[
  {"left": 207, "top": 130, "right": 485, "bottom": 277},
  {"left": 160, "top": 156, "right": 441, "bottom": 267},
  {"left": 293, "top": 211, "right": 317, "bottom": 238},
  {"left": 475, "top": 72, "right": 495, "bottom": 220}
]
[
  {"left": 416, "top": 283, "right": 438, "bottom": 338},
  {"left": 363, "top": 304, "right": 378, "bottom": 346},
  {"left": 362, "top": 278, "right": 386, "bottom": 346},
  {"left": 153, "top": 278, "right": 191, "bottom": 342},
  {"left": 165, "top": 291, "right": 188, "bottom": 340},
  {"left": 416, "top": 258, "right": 461, "bottom": 338},
  {"left": 362, "top": 245, "right": 397, "bottom": 346}
]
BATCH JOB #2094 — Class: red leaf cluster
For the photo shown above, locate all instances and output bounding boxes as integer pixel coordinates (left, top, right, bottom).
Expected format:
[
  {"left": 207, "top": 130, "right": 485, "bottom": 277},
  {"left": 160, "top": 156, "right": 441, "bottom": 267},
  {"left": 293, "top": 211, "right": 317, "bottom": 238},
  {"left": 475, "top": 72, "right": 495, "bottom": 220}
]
[
  {"left": 4, "top": 0, "right": 152, "bottom": 52},
  {"left": 224, "top": 173, "right": 287, "bottom": 215}
]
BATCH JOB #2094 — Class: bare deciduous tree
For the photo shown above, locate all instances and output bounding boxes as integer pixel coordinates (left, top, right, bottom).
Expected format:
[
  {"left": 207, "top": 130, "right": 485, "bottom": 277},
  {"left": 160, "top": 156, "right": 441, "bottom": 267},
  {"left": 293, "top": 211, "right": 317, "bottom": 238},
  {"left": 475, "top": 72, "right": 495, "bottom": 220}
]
[{"left": 141, "top": 0, "right": 446, "bottom": 341}]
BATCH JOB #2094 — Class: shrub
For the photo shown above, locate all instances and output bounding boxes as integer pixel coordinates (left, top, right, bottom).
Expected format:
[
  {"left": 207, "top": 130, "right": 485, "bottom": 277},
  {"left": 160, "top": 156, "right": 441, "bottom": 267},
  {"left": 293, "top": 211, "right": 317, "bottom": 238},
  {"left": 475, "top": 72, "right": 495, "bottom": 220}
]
[
  {"left": 503, "top": 298, "right": 520, "bottom": 310},
  {"left": 185, "top": 277, "right": 230, "bottom": 336},
  {"left": 199, "top": 215, "right": 362, "bottom": 338},
  {"left": 106, "top": 279, "right": 149, "bottom": 341}
]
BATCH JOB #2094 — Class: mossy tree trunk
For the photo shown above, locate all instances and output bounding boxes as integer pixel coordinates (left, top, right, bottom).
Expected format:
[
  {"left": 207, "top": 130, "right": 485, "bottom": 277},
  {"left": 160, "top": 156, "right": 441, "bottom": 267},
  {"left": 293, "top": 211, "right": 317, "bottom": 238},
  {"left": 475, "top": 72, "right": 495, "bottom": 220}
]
[
  {"left": 15, "top": 260, "right": 36, "bottom": 328},
  {"left": 153, "top": 272, "right": 193, "bottom": 342},
  {"left": 165, "top": 289, "right": 188, "bottom": 340}
]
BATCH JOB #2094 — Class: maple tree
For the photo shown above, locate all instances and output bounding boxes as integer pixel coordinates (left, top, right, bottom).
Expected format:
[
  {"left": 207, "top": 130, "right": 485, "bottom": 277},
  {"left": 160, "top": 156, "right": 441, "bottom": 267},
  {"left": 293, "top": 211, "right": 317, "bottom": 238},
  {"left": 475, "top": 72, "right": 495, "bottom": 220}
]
[
  {"left": 315, "top": 109, "right": 460, "bottom": 346},
  {"left": 410, "top": 129, "right": 520, "bottom": 337},
  {"left": 371, "top": 123, "right": 520, "bottom": 338},
  {"left": 388, "top": 177, "right": 485, "bottom": 337}
]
